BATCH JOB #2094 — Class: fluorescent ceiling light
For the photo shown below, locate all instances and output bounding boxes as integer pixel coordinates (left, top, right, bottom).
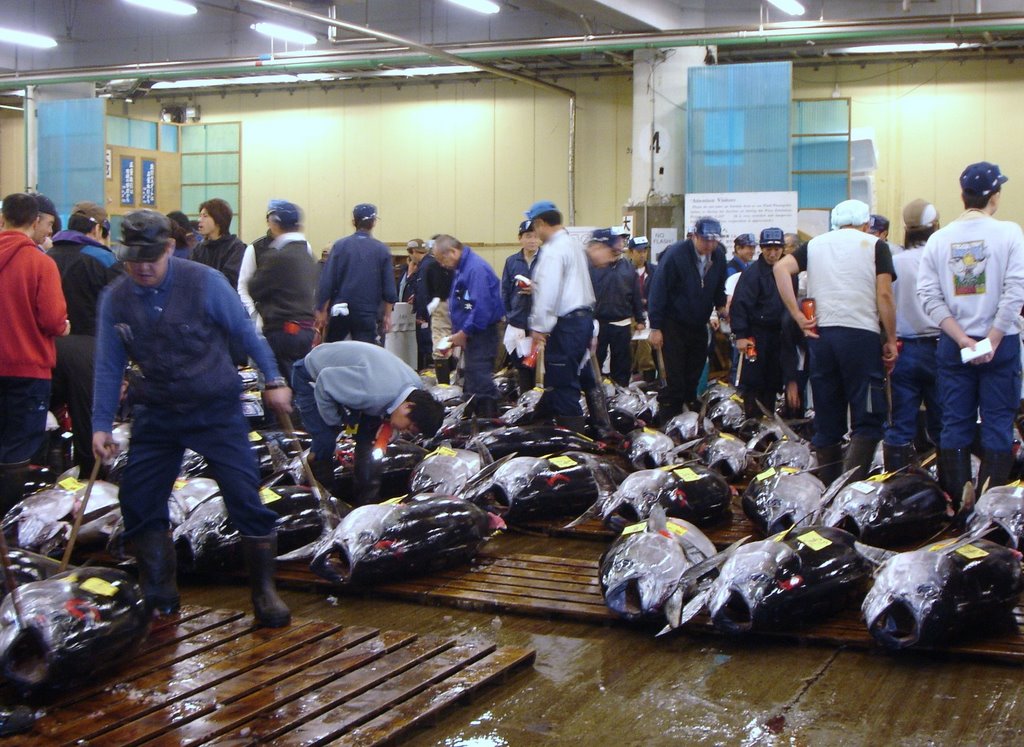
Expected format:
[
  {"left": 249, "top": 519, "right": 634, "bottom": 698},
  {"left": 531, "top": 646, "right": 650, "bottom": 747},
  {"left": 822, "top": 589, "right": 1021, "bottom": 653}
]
[
  {"left": 838, "top": 42, "right": 971, "bottom": 54},
  {"left": 151, "top": 73, "right": 342, "bottom": 89},
  {"left": 447, "top": 0, "right": 501, "bottom": 15},
  {"left": 123, "top": 0, "right": 197, "bottom": 16},
  {"left": 767, "top": 0, "right": 805, "bottom": 17},
  {"left": 251, "top": 22, "right": 317, "bottom": 46},
  {"left": 378, "top": 65, "right": 478, "bottom": 77},
  {"left": 0, "top": 27, "right": 58, "bottom": 49}
]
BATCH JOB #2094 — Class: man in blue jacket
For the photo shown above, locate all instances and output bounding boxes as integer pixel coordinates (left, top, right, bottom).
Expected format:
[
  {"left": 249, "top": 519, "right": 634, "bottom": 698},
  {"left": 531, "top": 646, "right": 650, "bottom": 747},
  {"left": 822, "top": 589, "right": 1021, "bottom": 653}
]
[
  {"left": 435, "top": 234, "right": 505, "bottom": 418},
  {"left": 317, "top": 203, "right": 396, "bottom": 345},
  {"left": 648, "top": 216, "right": 728, "bottom": 418},
  {"left": 501, "top": 220, "right": 541, "bottom": 394},
  {"left": 91, "top": 210, "right": 292, "bottom": 627}
]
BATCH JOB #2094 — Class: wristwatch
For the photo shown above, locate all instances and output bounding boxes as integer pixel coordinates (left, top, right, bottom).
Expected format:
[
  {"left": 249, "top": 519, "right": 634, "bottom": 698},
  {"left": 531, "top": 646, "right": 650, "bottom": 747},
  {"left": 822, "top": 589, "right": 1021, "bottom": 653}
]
[{"left": 264, "top": 377, "right": 288, "bottom": 390}]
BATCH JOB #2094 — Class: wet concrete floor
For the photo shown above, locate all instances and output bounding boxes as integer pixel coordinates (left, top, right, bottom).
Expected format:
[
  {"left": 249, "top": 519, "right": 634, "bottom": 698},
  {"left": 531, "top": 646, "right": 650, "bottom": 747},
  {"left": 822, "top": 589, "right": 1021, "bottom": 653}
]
[{"left": 184, "top": 532, "right": 1024, "bottom": 746}]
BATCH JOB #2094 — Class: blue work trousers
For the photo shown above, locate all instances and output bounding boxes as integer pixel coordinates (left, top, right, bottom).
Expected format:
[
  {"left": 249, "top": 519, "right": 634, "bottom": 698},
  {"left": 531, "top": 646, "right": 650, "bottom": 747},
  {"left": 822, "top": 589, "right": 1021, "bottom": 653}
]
[
  {"left": 0, "top": 377, "right": 51, "bottom": 464},
  {"left": 326, "top": 314, "right": 378, "bottom": 345},
  {"left": 808, "top": 327, "right": 886, "bottom": 448},
  {"left": 596, "top": 321, "right": 632, "bottom": 387},
  {"left": 936, "top": 333, "right": 1021, "bottom": 451},
  {"left": 884, "top": 337, "right": 942, "bottom": 447},
  {"left": 539, "top": 312, "right": 593, "bottom": 417},
  {"left": 463, "top": 325, "right": 499, "bottom": 399},
  {"left": 292, "top": 358, "right": 339, "bottom": 462},
  {"left": 118, "top": 397, "right": 278, "bottom": 538}
]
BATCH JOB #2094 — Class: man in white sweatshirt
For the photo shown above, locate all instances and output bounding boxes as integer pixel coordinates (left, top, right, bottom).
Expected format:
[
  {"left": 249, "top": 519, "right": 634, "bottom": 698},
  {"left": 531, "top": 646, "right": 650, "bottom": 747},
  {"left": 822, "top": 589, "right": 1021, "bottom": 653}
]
[{"left": 918, "top": 161, "right": 1024, "bottom": 500}]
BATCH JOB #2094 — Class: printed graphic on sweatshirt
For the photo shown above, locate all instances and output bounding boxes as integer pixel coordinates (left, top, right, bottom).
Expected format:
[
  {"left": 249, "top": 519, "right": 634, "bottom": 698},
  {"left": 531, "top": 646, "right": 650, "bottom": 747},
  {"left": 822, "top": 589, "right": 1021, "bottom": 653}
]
[{"left": 948, "top": 240, "right": 987, "bottom": 295}]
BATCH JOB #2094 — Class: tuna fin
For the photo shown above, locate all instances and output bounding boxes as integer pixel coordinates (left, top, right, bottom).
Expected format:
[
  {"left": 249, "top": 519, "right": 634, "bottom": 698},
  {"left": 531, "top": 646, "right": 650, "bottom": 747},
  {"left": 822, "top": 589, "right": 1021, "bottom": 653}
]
[
  {"left": 853, "top": 541, "right": 897, "bottom": 568},
  {"left": 564, "top": 503, "right": 601, "bottom": 529},
  {"left": 817, "top": 466, "right": 859, "bottom": 512},
  {"left": 677, "top": 586, "right": 713, "bottom": 627},
  {"left": 658, "top": 586, "right": 687, "bottom": 635},
  {"left": 472, "top": 439, "right": 495, "bottom": 466},
  {"left": 770, "top": 409, "right": 803, "bottom": 445},
  {"left": 647, "top": 504, "right": 668, "bottom": 533},
  {"left": 676, "top": 536, "right": 750, "bottom": 591},
  {"left": 457, "top": 453, "right": 516, "bottom": 499}
]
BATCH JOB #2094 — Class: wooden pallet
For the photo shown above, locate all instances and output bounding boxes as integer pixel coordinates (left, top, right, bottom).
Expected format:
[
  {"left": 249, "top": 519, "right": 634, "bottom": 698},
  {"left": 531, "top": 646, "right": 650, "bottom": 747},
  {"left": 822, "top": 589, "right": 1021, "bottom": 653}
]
[
  {"left": 20, "top": 606, "right": 534, "bottom": 746},
  {"left": 275, "top": 552, "right": 1024, "bottom": 664}
]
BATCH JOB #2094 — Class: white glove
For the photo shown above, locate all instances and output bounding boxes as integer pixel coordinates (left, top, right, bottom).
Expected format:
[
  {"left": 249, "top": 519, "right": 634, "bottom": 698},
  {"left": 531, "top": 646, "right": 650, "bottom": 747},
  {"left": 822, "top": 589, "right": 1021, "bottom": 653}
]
[{"left": 427, "top": 297, "right": 441, "bottom": 316}]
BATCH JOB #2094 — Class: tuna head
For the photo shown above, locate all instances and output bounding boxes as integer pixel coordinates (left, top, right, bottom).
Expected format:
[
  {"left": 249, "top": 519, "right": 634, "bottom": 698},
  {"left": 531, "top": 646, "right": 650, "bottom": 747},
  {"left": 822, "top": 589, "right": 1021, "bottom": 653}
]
[
  {"left": 967, "top": 484, "right": 1024, "bottom": 549},
  {"left": 600, "top": 530, "right": 690, "bottom": 621},
  {"left": 626, "top": 429, "right": 676, "bottom": 469},
  {"left": 862, "top": 549, "right": 949, "bottom": 649},
  {"left": 741, "top": 469, "right": 825, "bottom": 535},
  {"left": 707, "top": 540, "right": 801, "bottom": 634},
  {"left": 310, "top": 503, "right": 397, "bottom": 585},
  {"left": 409, "top": 447, "right": 482, "bottom": 495},
  {"left": 599, "top": 469, "right": 676, "bottom": 528}
]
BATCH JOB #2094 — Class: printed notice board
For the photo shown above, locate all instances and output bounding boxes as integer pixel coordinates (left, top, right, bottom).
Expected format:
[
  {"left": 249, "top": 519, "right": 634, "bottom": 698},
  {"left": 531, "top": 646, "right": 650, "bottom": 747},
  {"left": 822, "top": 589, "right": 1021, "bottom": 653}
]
[
  {"left": 141, "top": 159, "right": 156, "bottom": 206},
  {"left": 120, "top": 156, "right": 136, "bottom": 206}
]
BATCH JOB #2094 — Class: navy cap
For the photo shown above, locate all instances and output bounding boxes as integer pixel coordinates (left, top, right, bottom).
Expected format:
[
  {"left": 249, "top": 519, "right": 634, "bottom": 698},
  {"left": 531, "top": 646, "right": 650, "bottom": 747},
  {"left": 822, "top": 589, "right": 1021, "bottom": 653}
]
[
  {"left": 694, "top": 217, "right": 722, "bottom": 239},
  {"left": 734, "top": 233, "right": 757, "bottom": 247},
  {"left": 610, "top": 225, "right": 630, "bottom": 237},
  {"left": 628, "top": 236, "right": 650, "bottom": 250},
  {"left": 353, "top": 203, "right": 378, "bottom": 222},
  {"left": 960, "top": 161, "right": 1008, "bottom": 196},
  {"left": 759, "top": 227, "right": 785, "bottom": 246},
  {"left": 120, "top": 209, "right": 170, "bottom": 262},
  {"left": 33, "top": 193, "right": 57, "bottom": 218},
  {"left": 868, "top": 214, "right": 890, "bottom": 234},
  {"left": 518, "top": 219, "right": 534, "bottom": 235},
  {"left": 589, "top": 228, "right": 615, "bottom": 247},
  {"left": 267, "top": 198, "right": 301, "bottom": 228},
  {"left": 525, "top": 200, "right": 558, "bottom": 220}
]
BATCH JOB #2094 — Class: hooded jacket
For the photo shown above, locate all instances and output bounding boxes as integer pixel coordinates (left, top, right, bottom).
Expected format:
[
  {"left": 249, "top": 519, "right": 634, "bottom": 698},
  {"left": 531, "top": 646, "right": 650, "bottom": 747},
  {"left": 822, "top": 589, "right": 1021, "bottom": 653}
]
[{"left": 47, "top": 230, "right": 121, "bottom": 337}]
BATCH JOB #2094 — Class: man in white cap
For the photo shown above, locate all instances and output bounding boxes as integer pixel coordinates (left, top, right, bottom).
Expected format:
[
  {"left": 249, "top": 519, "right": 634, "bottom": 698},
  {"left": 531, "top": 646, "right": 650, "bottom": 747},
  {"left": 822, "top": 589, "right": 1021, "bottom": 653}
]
[
  {"left": 774, "top": 198, "right": 898, "bottom": 483},
  {"left": 918, "top": 161, "right": 1024, "bottom": 500},
  {"left": 881, "top": 199, "right": 943, "bottom": 472}
]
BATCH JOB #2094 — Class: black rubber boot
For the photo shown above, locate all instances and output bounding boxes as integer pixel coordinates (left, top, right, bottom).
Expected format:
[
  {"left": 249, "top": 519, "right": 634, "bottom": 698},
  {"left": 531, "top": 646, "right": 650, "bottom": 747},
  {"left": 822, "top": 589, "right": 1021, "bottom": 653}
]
[
  {"left": 434, "top": 360, "right": 450, "bottom": 385},
  {"left": 843, "top": 437, "right": 878, "bottom": 482},
  {"left": 475, "top": 396, "right": 499, "bottom": 420},
  {"left": 515, "top": 369, "right": 535, "bottom": 398},
  {"left": 939, "top": 447, "right": 973, "bottom": 510},
  {"left": 555, "top": 415, "right": 587, "bottom": 434},
  {"left": 132, "top": 526, "right": 180, "bottom": 615},
  {"left": 241, "top": 533, "right": 291, "bottom": 628},
  {"left": 814, "top": 444, "right": 844, "bottom": 486},
  {"left": 584, "top": 386, "right": 620, "bottom": 441},
  {"left": 352, "top": 440, "right": 383, "bottom": 506},
  {"left": 0, "top": 706, "right": 34, "bottom": 736},
  {"left": 0, "top": 460, "right": 30, "bottom": 518},
  {"left": 309, "top": 454, "right": 337, "bottom": 495},
  {"left": 882, "top": 442, "right": 915, "bottom": 473},
  {"left": 978, "top": 449, "right": 1014, "bottom": 494}
]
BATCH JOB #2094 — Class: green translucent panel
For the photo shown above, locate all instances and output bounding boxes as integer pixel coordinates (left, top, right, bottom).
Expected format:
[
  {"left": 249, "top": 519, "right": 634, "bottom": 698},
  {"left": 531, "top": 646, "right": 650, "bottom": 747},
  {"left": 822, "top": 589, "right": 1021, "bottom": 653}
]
[
  {"left": 792, "top": 100, "right": 849, "bottom": 135},
  {"left": 181, "top": 154, "right": 207, "bottom": 183},
  {"left": 106, "top": 116, "right": 131, "bottom": 147},
  {"left": 181, "top": 125, "right": 207, "bottom": 153},
  {"left": 793, "top": 136, "right": 849, "bottom": 171},
  {"left": 205, "top": 153, "right": 239, "bottom": 182},
  {"left": 159, "top": 123, "right": 178, "bottom": 153},
  {"left": 181, "top": 185, "right": 211, "bottom": 213},
  {"left": 204, "top": 123, "right": 239, "bottom": 152},
  {"left": 795, "top": 173, "right": 848, "bottom": 210},
  {"left": 130, "top": 119, "right": 157, "bottom": 149}
]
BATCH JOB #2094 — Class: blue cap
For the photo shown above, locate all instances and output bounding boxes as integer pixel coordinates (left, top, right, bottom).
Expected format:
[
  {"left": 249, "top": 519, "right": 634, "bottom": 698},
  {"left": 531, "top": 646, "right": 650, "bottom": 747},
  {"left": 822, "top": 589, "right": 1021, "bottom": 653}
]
[
  {"left": 266, "top": 199, "right": 300, "bottom": 228},
  {"left": 960, "top": 161, "right": 1008, "bottom": 196},
  {"left": 734, "top": 232, "right": 757, "bottom": 247},
  {"left": 33, "top": 193, "right": 57, "bottom": 218},
  {"left": 353, "top": 203, "right": 377, "bottom": 222},
  {"left": 759, "top": 227, "right": 785, "bottom": 246},
  {"left": 694, "top": 217, "right": 722, "bottom": 239},
  {"left": 868, "top": 214, "right": 889, "bottom": 233},
  {"left": 589, "top": 228, "right": 615, "bottom": 247},
  {"left": 628, "top": 236, "right": 650, "bottom": 250},
  {"left": 525, "top": 200, "right": 558, "bottom": 220},
  {"left": 518, "top": 219, "right": 534, "bottom": 235}
]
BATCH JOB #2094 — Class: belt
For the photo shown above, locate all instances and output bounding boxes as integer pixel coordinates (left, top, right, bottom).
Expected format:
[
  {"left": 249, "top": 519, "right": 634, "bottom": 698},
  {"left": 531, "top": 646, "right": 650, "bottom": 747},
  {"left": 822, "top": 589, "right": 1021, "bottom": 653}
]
[
  {"left": 561, "top": 307, "right": 594, "bottom": 319},
  {"left": 898, "top": 336, "right": 938, "bottom": 345}
]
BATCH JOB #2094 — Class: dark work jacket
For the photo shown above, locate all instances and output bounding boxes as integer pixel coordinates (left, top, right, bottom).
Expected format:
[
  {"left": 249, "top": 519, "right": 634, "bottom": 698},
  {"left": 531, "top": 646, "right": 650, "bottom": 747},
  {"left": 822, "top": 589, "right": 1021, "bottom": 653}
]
[
  {"left": 501, "top": 248, "right": 540, "bottom": 329},
  {"left": 424, "top": 254, "right": 454, "bottom": 301},
  {"left": 251, "top": 233, "right": 274, "bottom": 268},
  {"left": 590, "top": 257, "right": 645, "bottom": 323},
  {"left": 249, "top": 238, "right": 318, "bottom": 332},
  {"left": 192, "top": 233, "right": 246, "bottom": 289},
  {"left": 636, "top": 261, "right": 654, "bottom": 309},
  {"left": 106, "top": 259, "right": 239, "bottom": 408},
  {"left": 316, "top": 230, "right": 397, "bottom": 324},
  {"left": 729, "top": 256, "right": 786, "bottom": 339},
  {"left": 414, "top": 253, "right": 438, "bottom": 321},
  {"left": 47, "top": 231, "right": 122, "bottom": 337},
  {"left": 647, "top": 239, "right": 727, "bottom": 329}
]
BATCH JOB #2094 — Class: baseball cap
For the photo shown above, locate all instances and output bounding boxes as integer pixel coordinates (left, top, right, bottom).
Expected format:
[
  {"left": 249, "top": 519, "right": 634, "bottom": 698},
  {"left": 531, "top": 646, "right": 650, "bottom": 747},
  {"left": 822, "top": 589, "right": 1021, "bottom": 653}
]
[
  {"left": 33, "top": 193, "right": 57, "bottom": 218},
  {"left": 589, "top": 228, "right": 616, "bottom": 247},
  {"left": 518, "top": 220, "right": 534, "bottom": 235},
  {"left": 902, "top": 199, "right": 939, "bottom": 230},
  {"left": 610, "top": 225, "right": 630, "bottom": 238},
  {"left": 694, "top": 217, "right": 722, "bottom": 239},
  {"left": 406, "top": 238, "right": 427, "bottom": 253},
  {"left": 759, "top": 227, "right": 785, "bottom": 246},
  {"left": 525, "top": 200, "right": 558, "bottom": 220},
  {"left": 960, "top": 162, "right": 1008, "bottom": 196},
  {"left": 628, "top": 236, "right": 650, "bottom": 250},
  {"left": 830, "top": 199, "right": 871, "bottom": 230},
  {"left": 734, "top": 232, "right": 757, "bottom": 247},
  {"left": 868, "top": 214, "right": 890, "bottom": 233},
  {"left": 119, "top": 209, "right": 171, "bottom": 262},
  {"left": 353, "top": 203, "right": 378, "bottom": 222},
  {"left": 267, "top": 199, "right": 301, "bottom": 228}
]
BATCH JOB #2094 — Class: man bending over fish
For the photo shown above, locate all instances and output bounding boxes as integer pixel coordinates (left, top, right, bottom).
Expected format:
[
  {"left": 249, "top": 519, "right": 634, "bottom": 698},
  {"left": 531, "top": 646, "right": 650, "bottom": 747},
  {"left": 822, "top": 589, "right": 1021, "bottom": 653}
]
[
  {"left": 292, "top": 341, "right": 445, "bottom": 505},
  {"left": 92, "top": 210, "right": 293, "bottom": 627}
]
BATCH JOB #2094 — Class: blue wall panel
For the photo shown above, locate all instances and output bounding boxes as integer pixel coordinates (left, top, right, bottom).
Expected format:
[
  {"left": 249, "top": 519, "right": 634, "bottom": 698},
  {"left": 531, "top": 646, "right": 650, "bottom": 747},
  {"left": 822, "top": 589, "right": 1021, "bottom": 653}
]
[{"left": 38, "top": 99, "right": 105, "bottom": 223}]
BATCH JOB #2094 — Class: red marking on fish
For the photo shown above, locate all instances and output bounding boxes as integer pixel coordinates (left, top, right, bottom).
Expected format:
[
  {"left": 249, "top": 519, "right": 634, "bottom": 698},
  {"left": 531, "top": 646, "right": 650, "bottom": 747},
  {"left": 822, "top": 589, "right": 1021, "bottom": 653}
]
[
  {"left": 673, "top": 488, "right": 688, "bottom": 506},
  {"left": 65, "top": 598, "right": 100, "bottom": 623},
  {"left": 546, "top": 473, "right": 570, "bottom": 488}
]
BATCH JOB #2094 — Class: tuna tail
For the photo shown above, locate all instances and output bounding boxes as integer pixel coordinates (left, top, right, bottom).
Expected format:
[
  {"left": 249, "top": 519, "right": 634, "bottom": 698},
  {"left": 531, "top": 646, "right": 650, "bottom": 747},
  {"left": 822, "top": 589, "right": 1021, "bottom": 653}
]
[
  {"left": 564, "top": 453, "right": 620, "bottom": 529},
  {"left": 646, "top": 504, "right": 668, "bottom": 533},
  {"left": 471, "top": 439, "right": 495, "bottom": 467},
  {"left": 658, "top": 584, "right": 714, "bottom": 636},
  {"left": 808, "top": 466, "right": 860, "bottom": 524},
  {"left": 457, "top": 453, "right": 516, "bottom": 501},
  {"left": 853, "top": 541, "right": 897, "bottom": 568}
]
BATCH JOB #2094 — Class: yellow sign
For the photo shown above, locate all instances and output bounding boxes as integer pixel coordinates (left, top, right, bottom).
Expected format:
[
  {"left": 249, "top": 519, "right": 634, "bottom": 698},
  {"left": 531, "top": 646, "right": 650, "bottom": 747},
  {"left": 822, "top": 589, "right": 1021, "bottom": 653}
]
[
  {"left": 955, "top": 544, "right": 989, "bottom": 560},
  {"left": 756, "top": 467, "right": 777, "bottom": 482},
  {"left": 59, "top": 478, "right": 86, "bottom": 491},
  {"left": 665, "top": 521, "right": 688, "bottom": 537},
  {"left": 259, "top": 488, "right": 281, "bottom": 505},
  {"left": 80, "top": 577, "right": 119, "bottom": 597},
  {"left": 549, "top": 455, "right": 579, "bottom": 470},
  {"left": 621, "top": 522, "right": 646, "bottom": 536},
  {"left": 248, "top": 431, "right": 263, "bottom": 442},
  {"left": 796, "top": 531, "right": 832, "bottom": 551},
  {"left": 674, "top": 467, "right": 701, "bottom": 482}
]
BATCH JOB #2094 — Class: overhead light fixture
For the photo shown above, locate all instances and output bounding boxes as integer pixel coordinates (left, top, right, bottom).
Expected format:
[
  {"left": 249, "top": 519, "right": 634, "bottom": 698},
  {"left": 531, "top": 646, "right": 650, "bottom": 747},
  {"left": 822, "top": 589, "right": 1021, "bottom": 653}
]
[
  {"left": 378, "top": 65, "right": 478, "bottom": 77},
  {"left": 766, "top": 0, "right": 806, "bottom": 17},
  {"left": 151, "top": 73, "right": 342, "bottom": 90},
  {"left": 446, "top": 0, "right": 501, "bottom": 15},
  {"left": 0, "top": 27, "right": 58, "bottom": 49},
  {"left": 123, "top": 0, "right": 197, "bottom": 16},
  {"left": 251, "top": 22, "right": 317, "bottom": 46},
  {"left": 837, "top": 42, "right": 972, "bottom": 54}
]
